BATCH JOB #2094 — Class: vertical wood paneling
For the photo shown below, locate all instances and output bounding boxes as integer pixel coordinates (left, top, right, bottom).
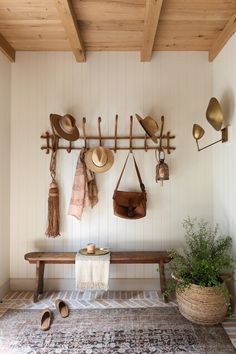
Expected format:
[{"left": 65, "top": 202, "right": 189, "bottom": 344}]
[
  {"left": 10, "top": 51, "right": 213, "bottom": 283},
  {"left": 212, "top": 33, "right": 236, "bottom": 307},
  {"left": 0, "top": 52, "right": 10, "bottom": 288}
]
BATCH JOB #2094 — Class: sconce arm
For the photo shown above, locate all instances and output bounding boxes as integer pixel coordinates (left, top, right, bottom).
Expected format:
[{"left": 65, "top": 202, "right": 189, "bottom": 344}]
[{"left": 196, "top": 127, "right": 228, "bottom": 151}]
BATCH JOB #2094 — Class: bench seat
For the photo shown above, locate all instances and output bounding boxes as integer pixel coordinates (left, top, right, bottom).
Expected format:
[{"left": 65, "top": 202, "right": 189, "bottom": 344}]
[{"left": 24, "top": 251, "right": 171, "bottom": 302}]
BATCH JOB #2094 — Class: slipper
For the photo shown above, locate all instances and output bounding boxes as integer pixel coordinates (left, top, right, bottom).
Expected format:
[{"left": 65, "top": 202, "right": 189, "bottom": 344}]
[
  {"left": 55, "top": 299, "right": 69, "bottom": 318},
  {"left": 40, "top": 308, "right": 52, "bottom": 331}
]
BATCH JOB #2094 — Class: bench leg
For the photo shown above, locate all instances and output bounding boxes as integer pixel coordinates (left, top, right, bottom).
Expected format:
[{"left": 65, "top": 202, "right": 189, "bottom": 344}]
[
  {"left": 159, "top": 260, "right": 168, "bottom": 303},
  {"left": 34, "top": 261, "right": 45, "bottom": 303}
]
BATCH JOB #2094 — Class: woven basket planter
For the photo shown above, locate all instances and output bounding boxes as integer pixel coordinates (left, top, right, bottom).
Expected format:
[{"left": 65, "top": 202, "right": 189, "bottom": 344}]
[{"left": 176, "top": 283, "right": 227, "bottom": 325}]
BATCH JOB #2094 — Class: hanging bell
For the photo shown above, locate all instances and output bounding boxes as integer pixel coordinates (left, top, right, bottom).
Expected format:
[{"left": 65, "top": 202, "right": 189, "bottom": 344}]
[{"left": 155, "top": 150, "right": 169, "bottom": 186}]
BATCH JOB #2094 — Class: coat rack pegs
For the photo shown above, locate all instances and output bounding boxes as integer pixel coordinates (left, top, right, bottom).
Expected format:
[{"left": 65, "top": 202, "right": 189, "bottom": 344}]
[
  {"left": 98, "top": 117, "right": 102, "bottom": 146},
  {"left": 114, "top": 114, "right": 118, "bottom": 153},
  {"left": 129, "top": 115, "right": 133, "bottom": 152},
  {"left": 41, "top": 114, "right": 176, "bottom": 154},
  {"left": 82, "top": 117, "right": 87, "bottom": 149}
]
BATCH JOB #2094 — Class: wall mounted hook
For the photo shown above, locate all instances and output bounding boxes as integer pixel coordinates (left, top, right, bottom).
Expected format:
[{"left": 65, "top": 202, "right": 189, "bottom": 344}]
[
  {"left": 129, "top": 115, "right": 133, "bottom": 153},
  {"left": 82, "top": 117, "right": 87, "bottom": 149},
  {"left": 114, "top": 114, "right": 118, "bottom": 153},
  {"left": 159, "top": 116, "right": 165, "bottom": 150},
  {"left": 98, "top": 117, "right": 102, "bottom": 146}
]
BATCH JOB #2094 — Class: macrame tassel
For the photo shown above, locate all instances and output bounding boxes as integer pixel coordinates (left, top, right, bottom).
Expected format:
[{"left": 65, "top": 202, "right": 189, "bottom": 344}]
[{"left": 46, "top": 179, "right": 60, "bottom": 238}]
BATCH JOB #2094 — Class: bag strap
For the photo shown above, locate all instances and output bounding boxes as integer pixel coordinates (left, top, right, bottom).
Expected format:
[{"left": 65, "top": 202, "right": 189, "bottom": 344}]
[
  {"left": 114, "top": 153, "right": 146, "bottom": 192},
  {"left": 133, "top": 154, "right": 146, "bottom": 192}
]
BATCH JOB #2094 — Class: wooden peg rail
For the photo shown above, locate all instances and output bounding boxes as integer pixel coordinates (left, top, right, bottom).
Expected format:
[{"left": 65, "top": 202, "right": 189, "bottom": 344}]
[{"left": 41, "top": 115, "right": 176, "bottom": 154}]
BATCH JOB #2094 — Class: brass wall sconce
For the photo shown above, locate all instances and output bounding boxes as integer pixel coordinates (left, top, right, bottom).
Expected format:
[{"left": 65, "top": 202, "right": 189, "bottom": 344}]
[{"left": 193, "top": 97, "right": 228, "bottom": 151}]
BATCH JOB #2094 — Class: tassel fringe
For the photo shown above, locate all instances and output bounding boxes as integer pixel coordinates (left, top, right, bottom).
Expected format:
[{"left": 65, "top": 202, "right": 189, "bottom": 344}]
[{"left": 46, "top": 179, "right": 60, "bottom": 238}]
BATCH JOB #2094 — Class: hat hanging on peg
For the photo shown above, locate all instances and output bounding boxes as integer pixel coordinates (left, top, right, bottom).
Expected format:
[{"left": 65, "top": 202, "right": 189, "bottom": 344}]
[
  {"left": 135, "top": 113, "right": 158, "bottom": 143},
  {"left": 50, "top": 114, "right": 80, "bottom": 141}
]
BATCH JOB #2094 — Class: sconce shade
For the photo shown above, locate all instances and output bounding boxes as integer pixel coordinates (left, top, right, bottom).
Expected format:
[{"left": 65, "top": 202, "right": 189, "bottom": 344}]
[
  {"left": 193, "top": 124, "right": 205, "bottom": 140},
  {"left": 206, "top": 97, "right": 223, "bottom": 131}
]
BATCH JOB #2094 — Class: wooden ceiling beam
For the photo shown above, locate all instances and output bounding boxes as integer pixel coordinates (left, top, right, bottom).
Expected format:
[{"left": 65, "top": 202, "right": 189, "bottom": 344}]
[
  {"left": 209, "top": 11, "right": 236, "bottom": 62},
  {"left": 54, "top": 0, "right": 86, "bottom": 62},
  {"left": 0, "top": 33, "right": 15, "bottom": 62},
  {"left": 141, "top": 0, "right": 164, "bottom": 62}
]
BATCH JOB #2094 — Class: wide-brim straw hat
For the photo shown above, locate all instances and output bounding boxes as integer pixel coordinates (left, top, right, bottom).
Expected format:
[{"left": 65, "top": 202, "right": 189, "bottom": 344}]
[
  {"left": 135, "top": 114, "right": 158, "bottom": 143},
  {"left": 50, "top": 114, "right": 80, "bottom": 141},
  {"left": 85, "top": 146, "right": 114, "bottom": 173}
]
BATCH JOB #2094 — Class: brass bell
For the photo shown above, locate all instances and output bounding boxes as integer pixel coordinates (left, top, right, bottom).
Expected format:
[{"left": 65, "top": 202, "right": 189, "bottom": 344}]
[{"left": 155, "top": 150, "right": 169, "bottom": 186}]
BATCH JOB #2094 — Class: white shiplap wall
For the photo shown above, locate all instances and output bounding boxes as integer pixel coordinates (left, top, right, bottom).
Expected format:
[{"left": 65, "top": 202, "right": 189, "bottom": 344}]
[
  {"left": 10, "top": 51, "right": 213, "bottom": 286},
  {"left": 212, "top": 34, "right": 236, "bottom": 304},
  {"left": 0, "top": 52, "right": 11, "bottom": 293}
]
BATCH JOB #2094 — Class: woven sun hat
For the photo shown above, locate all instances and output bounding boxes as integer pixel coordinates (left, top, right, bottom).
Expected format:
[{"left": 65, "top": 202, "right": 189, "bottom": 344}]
[
  {"left": 135, "top": 113, "right": 158, "bottom": 143},
  {"left": 85, "top": 146, "right": 114, "bottom": 173},
  {"left": 50, "top": 113, "right": 80, "bottom": 141}
]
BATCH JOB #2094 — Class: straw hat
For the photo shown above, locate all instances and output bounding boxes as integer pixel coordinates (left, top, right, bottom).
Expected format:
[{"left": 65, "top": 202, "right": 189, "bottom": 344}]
[
  {"left": 135, "top": 114, "right": 158, "bottom": 143},
  {"left": 85, "top": 146, "right": 114, "bottom": 173},
  {"left": 50, "top": 114, "right": 80, "bottom": 141}
]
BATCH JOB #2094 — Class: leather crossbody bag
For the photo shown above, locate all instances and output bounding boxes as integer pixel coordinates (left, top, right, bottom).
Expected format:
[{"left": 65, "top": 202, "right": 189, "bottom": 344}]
[{"left": 113, "top": 153, "right": 147, "bottom": 219}]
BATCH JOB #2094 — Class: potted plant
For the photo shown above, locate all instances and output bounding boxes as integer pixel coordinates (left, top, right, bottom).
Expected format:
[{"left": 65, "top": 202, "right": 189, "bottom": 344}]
[{"left": 166, "top": 217, "right": 234, "bottom": 325}]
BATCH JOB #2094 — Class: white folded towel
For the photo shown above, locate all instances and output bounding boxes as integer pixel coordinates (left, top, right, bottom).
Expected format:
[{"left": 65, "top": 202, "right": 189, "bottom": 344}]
[{"left": 75, "top": 252, "right": 110, "bottom": 291}]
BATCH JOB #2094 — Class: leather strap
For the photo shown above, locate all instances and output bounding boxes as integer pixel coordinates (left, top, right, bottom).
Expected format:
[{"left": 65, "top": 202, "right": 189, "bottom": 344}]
[{"left": 114, "top": 153, "right": 146, "bottom": 192}]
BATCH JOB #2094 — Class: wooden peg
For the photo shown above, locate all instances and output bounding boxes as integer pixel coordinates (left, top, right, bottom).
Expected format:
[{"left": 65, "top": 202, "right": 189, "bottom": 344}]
[
  {"left": 67, "top": 141, "right": 72, "bottom": 153},
  {"left": 44, "top": 131, "right": 50, "bottom": 154},
  {"left": 98, "top": 117, "right": 102, "bottom": 146},
  {"left": 114, "top": 114, "right": 118, "bottom": 153},
  {"left": 166, "top": 131, "right": 171, "bottom": 154},
  {"left": 159, "top": 116, "right": 165, "bottom": 151},
  {"left": 129, "top": 115, "right": 133, "bottom": 153},
  {"left": 82, "top": 117, "right": 87, "bottom": 149},
  {"left": 144, "top": 134, "right": 148, "bottom": 152}
]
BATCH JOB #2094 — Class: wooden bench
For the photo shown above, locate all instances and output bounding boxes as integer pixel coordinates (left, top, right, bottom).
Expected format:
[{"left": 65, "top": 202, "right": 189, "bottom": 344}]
[{"left": 24, "top": 251, "right": 172, "bottom": 303}]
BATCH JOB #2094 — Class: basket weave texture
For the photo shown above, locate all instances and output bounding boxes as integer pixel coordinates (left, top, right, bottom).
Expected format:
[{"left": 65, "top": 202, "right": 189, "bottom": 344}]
[{"left": 176, "top": 283, "right": 227, "bottom": 325}]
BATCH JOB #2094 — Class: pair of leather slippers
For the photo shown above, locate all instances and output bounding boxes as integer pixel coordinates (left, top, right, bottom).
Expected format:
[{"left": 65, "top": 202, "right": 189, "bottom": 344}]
[{"left": 41, "top": 299, "right": 69, "bottom": 331}]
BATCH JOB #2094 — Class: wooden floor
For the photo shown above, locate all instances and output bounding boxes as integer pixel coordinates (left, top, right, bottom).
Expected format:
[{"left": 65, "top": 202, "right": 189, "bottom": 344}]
[{"left": 0, "top": 290, "right": 235, "bottom": 349}]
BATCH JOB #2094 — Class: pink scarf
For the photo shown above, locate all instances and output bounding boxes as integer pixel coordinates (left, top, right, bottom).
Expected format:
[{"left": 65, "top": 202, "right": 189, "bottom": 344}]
[{"left": 68, "top": 149, "right": 98, "bottom": 220}]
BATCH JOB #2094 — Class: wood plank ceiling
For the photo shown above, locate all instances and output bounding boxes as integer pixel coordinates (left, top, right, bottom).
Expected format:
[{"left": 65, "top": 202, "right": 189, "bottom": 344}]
[{"left": 0, "top": 0, "right": 236, "bottom": 63}]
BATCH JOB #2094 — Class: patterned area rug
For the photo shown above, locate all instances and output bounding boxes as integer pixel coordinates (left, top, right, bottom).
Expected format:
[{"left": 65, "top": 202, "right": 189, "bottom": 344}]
[{"left": 0, "top": 307, "right": 235, "bottom": 354}]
